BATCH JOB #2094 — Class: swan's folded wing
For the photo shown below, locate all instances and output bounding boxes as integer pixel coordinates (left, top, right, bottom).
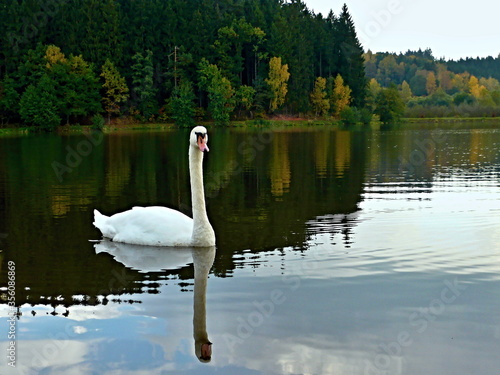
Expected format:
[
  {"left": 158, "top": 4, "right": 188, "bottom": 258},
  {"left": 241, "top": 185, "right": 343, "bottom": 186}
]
[{"left": 106, "top": 206, "right": 194, "bottom": 246}]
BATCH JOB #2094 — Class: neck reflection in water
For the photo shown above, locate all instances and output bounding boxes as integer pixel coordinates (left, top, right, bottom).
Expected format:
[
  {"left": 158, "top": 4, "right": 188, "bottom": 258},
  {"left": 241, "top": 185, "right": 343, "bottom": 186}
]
[{"left": 94, "top": 240, "right": 216, "bottom": 363}]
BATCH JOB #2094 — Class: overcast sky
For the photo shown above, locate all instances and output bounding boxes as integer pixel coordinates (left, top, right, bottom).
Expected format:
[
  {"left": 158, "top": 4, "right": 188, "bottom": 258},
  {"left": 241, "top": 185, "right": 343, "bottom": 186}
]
[{"left": 304, "top": 0, "right": 500, "bottom": 60}]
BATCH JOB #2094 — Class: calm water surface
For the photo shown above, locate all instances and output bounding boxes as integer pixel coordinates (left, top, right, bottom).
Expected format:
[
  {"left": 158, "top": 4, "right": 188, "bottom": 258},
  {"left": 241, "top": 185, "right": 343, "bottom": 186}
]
[{"left": 0, "top": 123, "right": 499, "bottom": 375}]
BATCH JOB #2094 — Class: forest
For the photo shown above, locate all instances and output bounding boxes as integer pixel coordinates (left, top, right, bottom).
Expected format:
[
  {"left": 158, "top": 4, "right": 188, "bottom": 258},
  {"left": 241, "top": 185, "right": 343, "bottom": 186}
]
[
  {"left": 0, "top": 0, "right": 499, "bottom": 128},
  {"left": 0, "top": 0, "right": 366, "bottom": 128},
  {"left": 365, "top": 49, "right": 500, "bottom": 118}
]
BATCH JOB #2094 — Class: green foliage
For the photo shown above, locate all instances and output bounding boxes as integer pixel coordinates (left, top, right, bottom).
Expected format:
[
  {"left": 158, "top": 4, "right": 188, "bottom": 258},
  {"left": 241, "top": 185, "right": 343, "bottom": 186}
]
[
  {"left": 170, "top": 79, "right": 196, "bottom": 127},
  {"left": 19, "top": 75, "right": 61, "bottom": 130},
  {"left": 0, "top": 1, "right": 371, "bottom": 125},
  {"left": 0, "top": 76, "right": 20, "bottom": 124},
  {"left": 198, "top": 59, "right": 235, "bottom": 125},
  {"left": 339, "top": 106, "right": 372, "bottom": 126},
  {"left": 339, "top": 107, "right": 359, "bottom": 126},
  {"left": 358, "top": 107, "right": 374, "bottom": 125},
  {"left": 375, "top": 85, "right": 405, "bottom": 124},
  {"left": 16, "top": 45, "right": 101, "bottom": 128},
  {"left": 92, "top": 114, "right": 105, "bottom": 130},
  {"left": 131, "top": 50, "right": 157, "bottom": 119},
  {"left": 334, "top": 4, "right": 367, "bottom": 107},
  {"left": 101, "top": 59, "right": 129, "bottom": 123}
]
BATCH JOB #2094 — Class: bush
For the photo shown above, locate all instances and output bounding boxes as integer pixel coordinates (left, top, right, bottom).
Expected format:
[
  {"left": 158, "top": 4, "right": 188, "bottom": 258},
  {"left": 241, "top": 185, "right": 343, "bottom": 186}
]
[
  {"left": 358, "top": 107, "right": 373, "bottom": 125},
  {"left": 92, "top": 114, "right": 105, "bottom": 130},
  {"left": 375, "top": 85, "right": 405, "bottom": 124},
  {"left": 340, "top": 106, "right": 359, "bottom": 125}
]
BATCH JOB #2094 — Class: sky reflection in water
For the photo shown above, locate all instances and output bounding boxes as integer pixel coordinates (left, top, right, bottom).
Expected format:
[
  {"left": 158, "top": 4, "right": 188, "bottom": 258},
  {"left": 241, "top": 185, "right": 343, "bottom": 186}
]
[{"left": 0, "top": 124, "right": 499, "bottom": 374}]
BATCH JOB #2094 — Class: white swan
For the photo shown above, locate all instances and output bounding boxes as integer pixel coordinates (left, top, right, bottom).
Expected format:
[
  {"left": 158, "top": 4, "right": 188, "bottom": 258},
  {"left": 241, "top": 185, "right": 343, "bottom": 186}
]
[
  {"left": 192, "top": 246, "right": 215, "bottom": 362},
  {"left": 94, "top": 241, "right": 215, "bottom": 362},
  {"left": 93, "top": 126, "right": 215, "bottom": 247}
]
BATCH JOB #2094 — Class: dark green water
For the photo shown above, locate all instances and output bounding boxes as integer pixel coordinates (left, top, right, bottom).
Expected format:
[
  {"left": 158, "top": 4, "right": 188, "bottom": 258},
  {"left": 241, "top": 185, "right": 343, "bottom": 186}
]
[{"left": 0, "top": 124, "right": 499, "bottom": 374}]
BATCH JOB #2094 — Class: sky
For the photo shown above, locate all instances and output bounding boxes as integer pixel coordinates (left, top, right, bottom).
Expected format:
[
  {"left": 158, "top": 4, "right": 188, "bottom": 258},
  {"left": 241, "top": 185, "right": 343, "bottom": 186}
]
[{"left": 303, "top": 0, "right": 500, "bottom": 60}]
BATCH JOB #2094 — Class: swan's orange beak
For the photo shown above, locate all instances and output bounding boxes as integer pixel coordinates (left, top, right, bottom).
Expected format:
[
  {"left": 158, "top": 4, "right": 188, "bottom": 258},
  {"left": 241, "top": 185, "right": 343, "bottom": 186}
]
[
  {"left": 200, "top": 342, "right": 212, "bottom": 361},
  {"left": 197, "top": 134, "right": 209, "bottom": 152}
]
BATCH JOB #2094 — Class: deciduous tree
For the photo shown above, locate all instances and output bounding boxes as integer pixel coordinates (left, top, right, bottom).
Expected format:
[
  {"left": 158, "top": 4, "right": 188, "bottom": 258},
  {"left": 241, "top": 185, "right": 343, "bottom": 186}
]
[
  {"left": 426, "top": 71, "right": 437, "bottom": 95},
  {"left": 375, "top": 84, "right": 405, "bottom": 124},
  {"left": 101, "top": 59, "right": 129, "bottom": 123},
  {"left": 330, "top": 74, "right": 351, "bottom": 117},
  {"left": 310, "top": 77, "right": 329, "bottom": 116},
  {"left": 198, "top": 59, "right": 235, "bottom": 125},
  {"left": 265, "top": 56, "right": 289, "bottom": 112}
]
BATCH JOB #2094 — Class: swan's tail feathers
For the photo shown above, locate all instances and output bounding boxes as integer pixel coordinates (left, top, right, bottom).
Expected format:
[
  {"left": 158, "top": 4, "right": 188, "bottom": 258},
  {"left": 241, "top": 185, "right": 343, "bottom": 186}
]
[{"left": 93, "top": 210, "right": 113, "bottom": 238}]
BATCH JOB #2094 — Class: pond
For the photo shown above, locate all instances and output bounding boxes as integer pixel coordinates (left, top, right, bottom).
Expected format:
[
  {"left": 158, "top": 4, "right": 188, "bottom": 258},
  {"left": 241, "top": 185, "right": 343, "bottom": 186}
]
[{"left": 0, "top": 123, "right": 499, "bottom": 375}]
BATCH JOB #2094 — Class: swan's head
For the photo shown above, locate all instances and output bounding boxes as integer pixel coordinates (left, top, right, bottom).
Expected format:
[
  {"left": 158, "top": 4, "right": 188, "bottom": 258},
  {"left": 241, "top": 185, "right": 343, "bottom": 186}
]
[
  {"left": 195, "top": 340, "right": 212, "bottom": 363},
  {"left": 190, "top": 126, "right": 209, "bottom": 153}
]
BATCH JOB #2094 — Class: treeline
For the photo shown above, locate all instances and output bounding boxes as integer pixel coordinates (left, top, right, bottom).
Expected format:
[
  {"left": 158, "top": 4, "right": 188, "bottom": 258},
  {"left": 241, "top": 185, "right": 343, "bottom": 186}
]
[
  {"left": 365, "top": 49, "right": 500, "bottom": 118},
  {"left": 0, "top": 0, "right": 368, "bottom": 128}
]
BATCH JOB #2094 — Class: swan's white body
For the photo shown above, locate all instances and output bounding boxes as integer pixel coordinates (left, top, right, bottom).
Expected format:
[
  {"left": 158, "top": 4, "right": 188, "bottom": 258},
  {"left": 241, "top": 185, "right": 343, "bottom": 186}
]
[{"left": 93, "top": 126, "right": 215, "bottom": 247}]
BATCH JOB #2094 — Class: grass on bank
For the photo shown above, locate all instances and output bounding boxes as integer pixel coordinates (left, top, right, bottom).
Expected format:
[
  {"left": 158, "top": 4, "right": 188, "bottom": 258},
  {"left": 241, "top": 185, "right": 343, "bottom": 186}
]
[{"left": 1, "top": 115, "right": 500, "bottom": 136}]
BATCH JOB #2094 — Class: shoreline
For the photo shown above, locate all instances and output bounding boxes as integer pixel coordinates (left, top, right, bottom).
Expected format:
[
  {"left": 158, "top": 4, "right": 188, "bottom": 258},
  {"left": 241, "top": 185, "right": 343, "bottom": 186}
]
[{"left": 1, "top": 116, "right": 500, "bottom": 136}]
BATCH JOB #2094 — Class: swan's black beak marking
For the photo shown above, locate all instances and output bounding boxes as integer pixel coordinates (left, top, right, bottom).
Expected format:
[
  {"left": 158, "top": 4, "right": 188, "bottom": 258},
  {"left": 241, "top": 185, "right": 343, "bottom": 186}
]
[{"left": 195, "top": 132, "right": 209, "bottom": 152}]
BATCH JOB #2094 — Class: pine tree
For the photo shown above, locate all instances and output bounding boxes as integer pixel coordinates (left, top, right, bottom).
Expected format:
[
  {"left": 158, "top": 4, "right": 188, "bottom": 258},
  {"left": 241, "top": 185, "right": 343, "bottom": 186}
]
[
  {"left": 334, "top": 4, "right": 367, "bottom": 107},
  {"left": 170, "top": 78, "right": 196, "bottom": 127},
  {"left": 131, "top": 50, "right": 158, "bottom": 118}
]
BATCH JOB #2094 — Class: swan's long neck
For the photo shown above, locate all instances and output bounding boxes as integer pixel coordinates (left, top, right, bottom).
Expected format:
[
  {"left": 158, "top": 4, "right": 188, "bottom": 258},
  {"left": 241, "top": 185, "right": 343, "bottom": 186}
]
[
  {"left": 193, "top": 260, "right": 209, "bottom": 342},
  {"left": 192, "top": 247, "right": 215, "bottom": 361},
  {"left": 189, "top": 145, "right": 214, "bottom": 246}
]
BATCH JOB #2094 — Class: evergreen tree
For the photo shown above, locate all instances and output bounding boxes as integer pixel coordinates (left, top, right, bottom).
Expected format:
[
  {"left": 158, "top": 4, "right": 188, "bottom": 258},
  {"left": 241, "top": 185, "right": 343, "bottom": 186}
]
[
  {"left": 131, "top": 50, "right": 158, "bottom": 118},
  {"left": 170, "top": 78, "right": 196, "bottom": 127},
  {"left": 334, "top": 4, "right": 367, "bottom": 107},
  {"left": 0, "top": 76, "right": 20, "bottom": 124}
]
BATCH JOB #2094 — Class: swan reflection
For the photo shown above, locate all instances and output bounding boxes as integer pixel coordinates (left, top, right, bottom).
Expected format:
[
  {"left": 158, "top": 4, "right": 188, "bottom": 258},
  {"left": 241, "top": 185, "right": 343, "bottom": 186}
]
[{"left": 94, "top": 240, "right": 215, "bottom": 362}]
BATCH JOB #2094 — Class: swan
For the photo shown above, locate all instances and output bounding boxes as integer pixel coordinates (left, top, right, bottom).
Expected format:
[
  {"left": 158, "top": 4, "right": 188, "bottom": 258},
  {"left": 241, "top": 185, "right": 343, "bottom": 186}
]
[
  {"left": 93, "top": 126, "right": 215, "bottom": 247},
  {"left": 192, "top": 246, "right": 215, "bottom": 362},
  {"left": 94, "top": 241, "right": 215, "bottom": 362}
]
